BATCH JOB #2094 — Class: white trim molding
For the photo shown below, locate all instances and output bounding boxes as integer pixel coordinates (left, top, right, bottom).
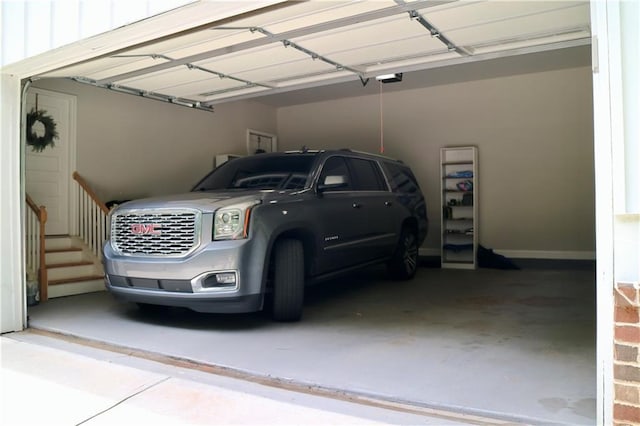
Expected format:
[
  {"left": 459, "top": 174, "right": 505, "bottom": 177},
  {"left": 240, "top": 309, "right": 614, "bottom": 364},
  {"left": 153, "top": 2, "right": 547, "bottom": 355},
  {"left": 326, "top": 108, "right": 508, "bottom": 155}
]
[
  {"left": 590, "top": 0, "right": 619, "bottom": 424},
  {"left": 0, "top": 73, "right": 26, "bottom": 333},
  {"left": 419, "top": 248, "right": 441, "bottom": 257},
  {"left": 420, "top": 248, "right": 595, "bottom": 260},
  {"left": 494, "top": 250, "right": 596, "bottom": 261}
]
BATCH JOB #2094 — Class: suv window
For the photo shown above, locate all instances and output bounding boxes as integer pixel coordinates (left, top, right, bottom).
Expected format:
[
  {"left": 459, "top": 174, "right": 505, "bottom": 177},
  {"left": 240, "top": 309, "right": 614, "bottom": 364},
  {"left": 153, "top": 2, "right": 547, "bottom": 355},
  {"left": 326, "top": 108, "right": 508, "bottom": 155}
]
[
  {"left": 347, "top": 158, "right": 387, "bottom": 191},
  {"left": 193, "top": 154, "right": 315, "bottom": 191},
  {"left": 318, "top": 156, "right": 352, "bottom": 190},
  {"left": 382, "top": 162, "right": 419, "bottom": 194}
]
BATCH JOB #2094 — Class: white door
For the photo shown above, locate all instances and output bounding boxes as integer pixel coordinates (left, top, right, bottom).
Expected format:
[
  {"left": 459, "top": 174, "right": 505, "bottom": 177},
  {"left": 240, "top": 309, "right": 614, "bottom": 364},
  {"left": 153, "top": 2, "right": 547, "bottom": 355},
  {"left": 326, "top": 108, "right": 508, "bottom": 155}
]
[{"left": 25, "top": 88, "right": 77, "bottom": 236}]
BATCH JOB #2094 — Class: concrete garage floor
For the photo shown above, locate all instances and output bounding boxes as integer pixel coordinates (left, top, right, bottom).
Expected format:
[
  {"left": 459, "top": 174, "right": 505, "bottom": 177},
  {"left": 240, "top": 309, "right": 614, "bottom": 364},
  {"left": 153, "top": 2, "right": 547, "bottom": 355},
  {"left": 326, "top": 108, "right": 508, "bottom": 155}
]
[{"left": 27, "top": 265, "right": 596, "bottom": 425}]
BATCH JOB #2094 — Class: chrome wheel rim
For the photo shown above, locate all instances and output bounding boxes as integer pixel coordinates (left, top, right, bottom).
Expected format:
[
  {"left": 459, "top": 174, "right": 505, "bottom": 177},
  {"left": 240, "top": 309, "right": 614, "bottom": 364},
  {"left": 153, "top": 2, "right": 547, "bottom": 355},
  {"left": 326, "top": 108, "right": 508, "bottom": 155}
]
[{"left": 403, "top": 234, "right": 418, "bottom": 274}]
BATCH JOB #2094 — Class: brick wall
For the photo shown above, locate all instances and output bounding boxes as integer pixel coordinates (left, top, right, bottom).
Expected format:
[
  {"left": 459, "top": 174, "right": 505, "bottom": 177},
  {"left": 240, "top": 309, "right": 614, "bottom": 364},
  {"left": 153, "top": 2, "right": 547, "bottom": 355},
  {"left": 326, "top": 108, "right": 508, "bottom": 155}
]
[{"left": 615, "top": 282, "right": 640, "bottom": 425}]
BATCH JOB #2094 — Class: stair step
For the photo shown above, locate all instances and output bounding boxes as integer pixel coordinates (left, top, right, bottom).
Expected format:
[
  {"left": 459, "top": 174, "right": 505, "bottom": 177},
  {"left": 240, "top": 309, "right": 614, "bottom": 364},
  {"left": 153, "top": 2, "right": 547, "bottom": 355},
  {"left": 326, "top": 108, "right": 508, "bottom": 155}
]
[
  {"left": 46, "top": 247, "right": 82, "bottom": 253},
  {"left": 49, "top": 275, "right": 105, "bottom": 286},
  {"left": 45, "top": 249, "right": 85, "bottom": 264},
  {"left": 45, "top": 236, "right": 75, "bottom": 251},
  {"left": 48, "top": 278, "right": 105, "bottom": 298},
  {"left": 47, "top": 261, "right": 94, "bottom": 269},
  {"left": 47, "top": 263, "right": 101, "bottom": 281},
  {"left": 39, "top": 235, "right": 106, "bottom": 298}
]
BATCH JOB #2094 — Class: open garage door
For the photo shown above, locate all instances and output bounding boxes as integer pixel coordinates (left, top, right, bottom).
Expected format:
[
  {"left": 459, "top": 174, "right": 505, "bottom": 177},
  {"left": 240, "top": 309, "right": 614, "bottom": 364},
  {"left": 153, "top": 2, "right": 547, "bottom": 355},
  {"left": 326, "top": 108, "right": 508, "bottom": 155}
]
[{"left": 36, "top": 1, "right": 590, "bottom": 107}]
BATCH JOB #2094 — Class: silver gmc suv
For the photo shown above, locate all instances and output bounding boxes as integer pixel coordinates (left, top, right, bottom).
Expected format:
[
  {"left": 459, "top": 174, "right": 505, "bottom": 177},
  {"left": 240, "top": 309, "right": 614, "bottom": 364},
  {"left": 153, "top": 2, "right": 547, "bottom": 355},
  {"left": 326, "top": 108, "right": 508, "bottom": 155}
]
[{"left": 103, "top": 149, "right": 428, "bottom": 321}]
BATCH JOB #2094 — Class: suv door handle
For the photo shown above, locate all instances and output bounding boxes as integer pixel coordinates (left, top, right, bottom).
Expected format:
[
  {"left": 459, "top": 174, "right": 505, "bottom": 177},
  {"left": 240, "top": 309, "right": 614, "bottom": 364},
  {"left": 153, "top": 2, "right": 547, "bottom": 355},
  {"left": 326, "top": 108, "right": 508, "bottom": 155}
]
[
  {"left": 384, "top": 201, "right": 393, "bottom": 207},
  {"left": 352, "top": 203, "right": 361, "bottom": 209}
]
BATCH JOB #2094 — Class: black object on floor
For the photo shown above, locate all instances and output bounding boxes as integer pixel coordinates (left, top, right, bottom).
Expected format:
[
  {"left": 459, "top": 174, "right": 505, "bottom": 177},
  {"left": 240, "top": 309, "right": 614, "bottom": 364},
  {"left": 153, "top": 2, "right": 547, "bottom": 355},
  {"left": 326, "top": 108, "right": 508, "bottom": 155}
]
[{"left": 477, "top": 245, "right": 520, "bottom": 270}]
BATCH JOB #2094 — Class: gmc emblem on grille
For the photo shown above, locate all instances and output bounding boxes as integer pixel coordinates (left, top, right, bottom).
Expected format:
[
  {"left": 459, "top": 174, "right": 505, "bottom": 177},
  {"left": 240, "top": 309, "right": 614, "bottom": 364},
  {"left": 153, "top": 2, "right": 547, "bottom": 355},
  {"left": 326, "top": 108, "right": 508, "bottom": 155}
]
[{"left": 131, "top": 224, "right": 161, "bottom": 235}]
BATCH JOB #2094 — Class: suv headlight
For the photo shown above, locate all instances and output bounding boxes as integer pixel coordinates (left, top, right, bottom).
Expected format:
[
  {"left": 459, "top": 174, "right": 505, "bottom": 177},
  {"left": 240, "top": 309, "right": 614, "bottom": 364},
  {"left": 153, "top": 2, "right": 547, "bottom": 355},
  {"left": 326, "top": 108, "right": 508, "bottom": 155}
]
[{"left": 213, "top": 200, "right": 259, "bottom": 240}]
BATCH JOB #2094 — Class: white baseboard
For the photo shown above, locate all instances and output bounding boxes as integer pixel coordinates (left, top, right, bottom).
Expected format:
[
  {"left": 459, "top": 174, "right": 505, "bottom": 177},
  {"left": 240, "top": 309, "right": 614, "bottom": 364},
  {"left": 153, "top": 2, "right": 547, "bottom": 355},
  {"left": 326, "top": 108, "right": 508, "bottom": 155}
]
[
  {"left": 493, "top": 250, "right": 595, "bottom": 260},
  {"left": 419, "top": 248, "right": 595, "bottom": 260},
  {"left": 419, "top": 248, "right": 440, "bottom": 257}
]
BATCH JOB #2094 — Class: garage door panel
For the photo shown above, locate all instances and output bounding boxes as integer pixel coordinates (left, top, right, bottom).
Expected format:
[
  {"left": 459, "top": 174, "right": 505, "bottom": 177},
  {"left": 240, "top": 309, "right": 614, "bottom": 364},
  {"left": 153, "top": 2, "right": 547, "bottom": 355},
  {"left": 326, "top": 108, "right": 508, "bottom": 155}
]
[
  {"left": 443, "top": 5, "right": 591, "bottom": 47},
  {"left": 87, "top": 57, "right": 175, "bottom": 81},
  {"left": 234, "top": 59, "right": 337, "bottom": 84},
  {"left": 42, "top": 59, "right": 111, "bottom": 78},
  {"left": 115, "top": 66, "right": 226, "bottom": 92},
  {"left": 199, "top": 85, "right": 269, "bottom": 102},
  {"left": 271, "top": 69, "right": 353, "bottom": 87},
  {"left": 292, "top": 14, "right": 428, "bottom": 55},
  {"left": 364, "top": 50, "right": 460, "bottom": 74},
  {"left": 230, "top": 1, "right": 396, "bottom": 35},
  {"left": 44, "top": 56, "right": 171, "bottom": 79},
  {"left": 226, "top": 1, "right": 357, "bottom": 29},
  {"left": 423, "top": 2, "right": 588, "bottom": 32},
  {"left": 153, "top": 76, "right": 248, "bottom": 98},
  {"left": 470, "top": 30, "right": 591, "bottom": 56},
  {"left": 195, "top": 45, "right": 317, "bottom": 76},
  {"left": 325, "top": 35, "right": 447, "bottom": 67},
  {"left": 145, "top": 29, "right": 266, "bottom": 60}
]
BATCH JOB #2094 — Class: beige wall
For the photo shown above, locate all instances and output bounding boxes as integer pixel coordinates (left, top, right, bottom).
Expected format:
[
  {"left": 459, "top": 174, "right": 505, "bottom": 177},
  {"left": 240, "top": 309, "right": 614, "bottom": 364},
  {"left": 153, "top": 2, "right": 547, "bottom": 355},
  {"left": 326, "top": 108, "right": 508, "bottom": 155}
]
[
  {"left": 32, "top": 79, "right": 277, "bottom": 202},
  {"left": 33, "top": 66, "right": 595, "bottom": 257},
  {"left": 276, "top": 66, "right": 595, "bottom": 257}
]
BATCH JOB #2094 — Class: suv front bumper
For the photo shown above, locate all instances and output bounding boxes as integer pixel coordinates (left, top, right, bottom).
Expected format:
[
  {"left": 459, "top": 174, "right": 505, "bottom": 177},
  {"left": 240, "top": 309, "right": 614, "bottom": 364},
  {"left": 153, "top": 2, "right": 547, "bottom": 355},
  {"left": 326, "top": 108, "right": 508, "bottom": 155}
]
[{"left": 102, "top": 238, "right": 266, "bottom": 313}]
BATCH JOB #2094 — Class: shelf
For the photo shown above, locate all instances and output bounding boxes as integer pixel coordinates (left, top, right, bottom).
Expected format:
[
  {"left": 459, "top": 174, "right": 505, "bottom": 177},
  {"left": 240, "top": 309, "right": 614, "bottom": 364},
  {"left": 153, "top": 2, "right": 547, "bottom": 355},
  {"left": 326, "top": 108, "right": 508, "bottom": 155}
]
[
  {"left": 442, "top": 252, "right": 474, "bottom": 263},
  {"left": 441, "top": 146, "right": 478, "bottom": 270},
  {"left": 441, "top": 261, "right": 476, "bottom": 270}
]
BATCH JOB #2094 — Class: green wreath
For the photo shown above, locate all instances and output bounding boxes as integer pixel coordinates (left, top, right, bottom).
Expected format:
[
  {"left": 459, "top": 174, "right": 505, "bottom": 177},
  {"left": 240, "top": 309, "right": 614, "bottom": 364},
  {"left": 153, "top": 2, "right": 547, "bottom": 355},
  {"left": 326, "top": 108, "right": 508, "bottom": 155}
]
[{"left": 26, "top": 108, "right": 59, "bottom": 152}]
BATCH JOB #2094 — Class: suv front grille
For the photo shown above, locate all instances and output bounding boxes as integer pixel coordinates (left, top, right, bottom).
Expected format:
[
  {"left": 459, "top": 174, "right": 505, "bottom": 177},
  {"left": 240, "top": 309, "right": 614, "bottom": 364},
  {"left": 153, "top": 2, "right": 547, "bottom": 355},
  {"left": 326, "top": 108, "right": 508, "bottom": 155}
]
[{"left": 111, "top": 209, "right": 200, "bottom": 256}]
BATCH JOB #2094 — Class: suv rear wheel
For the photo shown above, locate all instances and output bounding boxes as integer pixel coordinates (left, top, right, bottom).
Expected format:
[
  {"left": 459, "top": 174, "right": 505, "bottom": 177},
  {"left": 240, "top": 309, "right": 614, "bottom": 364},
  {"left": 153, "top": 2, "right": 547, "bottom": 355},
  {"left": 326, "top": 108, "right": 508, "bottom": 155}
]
[
  {"left": 388, "top": 228, "right": 419, "bottom": 280},
  {"left": 272, "top": 239, "right": 305, "bottom": 321}
]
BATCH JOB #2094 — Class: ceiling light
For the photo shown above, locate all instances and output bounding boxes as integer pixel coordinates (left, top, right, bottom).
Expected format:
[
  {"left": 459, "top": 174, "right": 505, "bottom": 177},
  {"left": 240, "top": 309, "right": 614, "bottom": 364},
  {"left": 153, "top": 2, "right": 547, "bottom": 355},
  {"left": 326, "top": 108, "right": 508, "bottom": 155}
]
[{"left": 375, "top": 73, "right": 403, "bottom": 83}]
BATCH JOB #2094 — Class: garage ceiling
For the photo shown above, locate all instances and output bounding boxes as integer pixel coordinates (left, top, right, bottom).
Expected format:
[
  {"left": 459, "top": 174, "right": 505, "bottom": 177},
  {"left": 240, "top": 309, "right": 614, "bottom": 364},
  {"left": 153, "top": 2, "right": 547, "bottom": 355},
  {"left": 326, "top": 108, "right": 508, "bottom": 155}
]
[{"left": 39, "top": 0, "right": 591, "bottom": 111}]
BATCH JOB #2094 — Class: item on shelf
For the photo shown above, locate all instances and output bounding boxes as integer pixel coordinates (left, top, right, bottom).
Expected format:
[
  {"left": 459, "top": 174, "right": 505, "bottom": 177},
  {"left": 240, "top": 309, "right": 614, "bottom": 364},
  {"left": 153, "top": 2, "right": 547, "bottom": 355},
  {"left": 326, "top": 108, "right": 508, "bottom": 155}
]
[
  {"left": 448, "top": 199, "right": 458, "bottom": 206},
  {"left": 443, "top": 243, "right": 474, "bottom": 252},
  {"left": 446, "top": 229, "right": 462, "bottom": 234},
  {"left": 443, "top": 206, "right": 452, "bottom": 219},
  {"left": 456, "top": 180, "right": 473, "bottom": 191},
  {"left": 462, "top": 193, "right": 473, "bottom": 206},
  {"left": 446, "top": 170, "right": 473, "bottom": 178}
]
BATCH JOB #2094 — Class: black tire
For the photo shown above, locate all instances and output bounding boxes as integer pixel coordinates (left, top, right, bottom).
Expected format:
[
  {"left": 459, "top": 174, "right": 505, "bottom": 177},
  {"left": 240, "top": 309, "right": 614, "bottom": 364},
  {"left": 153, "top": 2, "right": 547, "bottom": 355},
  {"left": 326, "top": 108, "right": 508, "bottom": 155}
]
[
  {"left": 272, "top": 239, "right": 305, "bottom": 322},
  {"left": 388, "top": 228, "right": 419, "bottom": 280}
]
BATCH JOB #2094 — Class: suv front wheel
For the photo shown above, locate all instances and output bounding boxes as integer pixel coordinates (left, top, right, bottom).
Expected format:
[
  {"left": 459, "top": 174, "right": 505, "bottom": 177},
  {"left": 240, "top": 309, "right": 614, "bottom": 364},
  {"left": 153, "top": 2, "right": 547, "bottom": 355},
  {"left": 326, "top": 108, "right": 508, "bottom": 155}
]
[
  {"left": 388, "top": 228, "right": 419, "bottom": 280},
  {"left": 272, "top": 239, "right": 305, "bottom": 321}
]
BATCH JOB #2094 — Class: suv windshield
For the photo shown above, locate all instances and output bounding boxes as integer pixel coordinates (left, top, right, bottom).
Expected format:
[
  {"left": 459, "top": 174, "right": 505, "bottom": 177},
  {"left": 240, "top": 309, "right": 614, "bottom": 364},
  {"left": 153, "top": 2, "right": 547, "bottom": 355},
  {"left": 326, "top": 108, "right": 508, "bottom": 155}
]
[{"left": 193, "top": 154, "right": 316, "bottom": 191}]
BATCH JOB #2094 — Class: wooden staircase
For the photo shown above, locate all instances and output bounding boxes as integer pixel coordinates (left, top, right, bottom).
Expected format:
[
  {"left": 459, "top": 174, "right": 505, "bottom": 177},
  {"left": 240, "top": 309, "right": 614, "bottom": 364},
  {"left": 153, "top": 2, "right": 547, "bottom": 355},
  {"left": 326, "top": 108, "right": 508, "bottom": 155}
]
[
  {"left": 45, "top": 235, "right": 105, "bottom": 298},
  {"left": 26, "top": 172, "right": 109, "bottom": 302}
]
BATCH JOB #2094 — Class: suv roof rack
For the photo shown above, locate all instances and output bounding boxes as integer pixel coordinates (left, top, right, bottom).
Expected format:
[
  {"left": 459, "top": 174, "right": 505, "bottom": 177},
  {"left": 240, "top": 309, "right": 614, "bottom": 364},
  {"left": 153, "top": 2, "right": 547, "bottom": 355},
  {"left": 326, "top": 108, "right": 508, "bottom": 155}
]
[
  {"left": 344, "top": 149, "right": 403, "bottom": 163},
  {"left": 284, "top": 149, "right": 323, "bottom": 154}
]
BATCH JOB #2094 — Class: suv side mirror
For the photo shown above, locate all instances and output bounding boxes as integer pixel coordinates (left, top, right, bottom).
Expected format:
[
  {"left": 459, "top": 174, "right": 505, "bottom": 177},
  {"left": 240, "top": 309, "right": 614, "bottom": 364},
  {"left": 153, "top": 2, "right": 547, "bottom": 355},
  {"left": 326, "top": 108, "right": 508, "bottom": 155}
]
[{"left": 318, "top": 175, "right": 348, "bottom": 192}]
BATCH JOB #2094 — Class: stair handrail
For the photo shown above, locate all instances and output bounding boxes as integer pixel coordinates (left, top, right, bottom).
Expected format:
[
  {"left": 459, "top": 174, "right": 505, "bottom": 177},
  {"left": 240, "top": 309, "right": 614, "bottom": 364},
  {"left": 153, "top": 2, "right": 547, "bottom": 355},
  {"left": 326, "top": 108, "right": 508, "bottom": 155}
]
[
  {"left": 25, "top": 194, "right": 48, "bottom": 301},
  {"left": 72, "top": 172, "right": 109, "bottom": 259}
]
